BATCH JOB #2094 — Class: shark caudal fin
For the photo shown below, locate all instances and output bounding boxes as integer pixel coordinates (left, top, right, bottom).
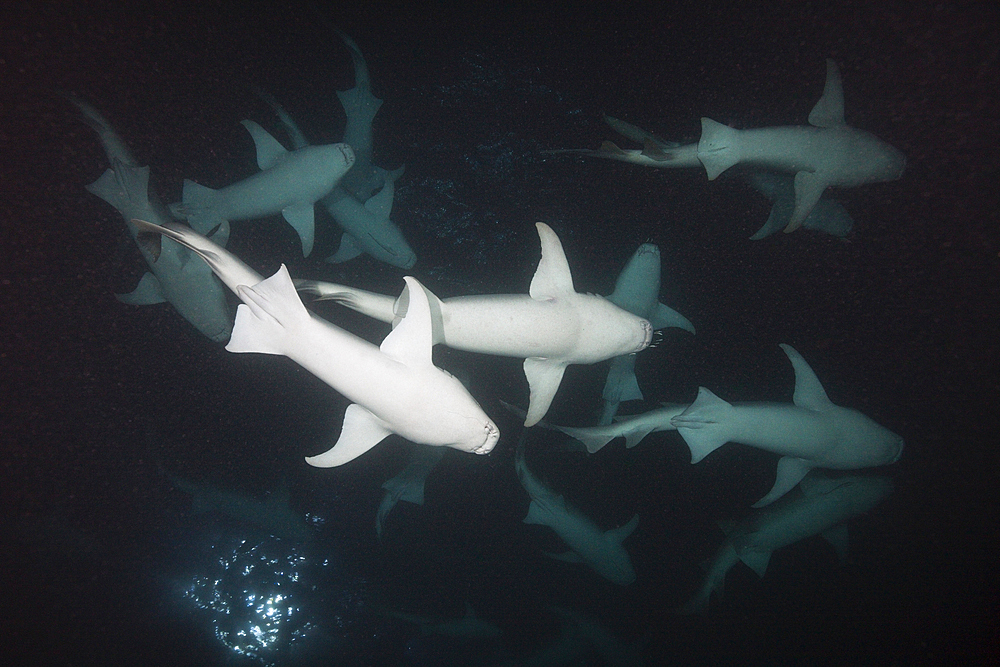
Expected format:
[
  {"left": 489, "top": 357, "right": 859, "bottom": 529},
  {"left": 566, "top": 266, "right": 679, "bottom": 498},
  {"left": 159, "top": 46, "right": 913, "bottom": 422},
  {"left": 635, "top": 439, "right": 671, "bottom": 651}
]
[
  {"left": 697, "top": 118, "right": 741, "bottom": 180},
  {"left": 670, "top": 387, "right": 734, "bottom": 463},
  {"left": 226, "top": 264, "right": 307, "bottom": 356}
]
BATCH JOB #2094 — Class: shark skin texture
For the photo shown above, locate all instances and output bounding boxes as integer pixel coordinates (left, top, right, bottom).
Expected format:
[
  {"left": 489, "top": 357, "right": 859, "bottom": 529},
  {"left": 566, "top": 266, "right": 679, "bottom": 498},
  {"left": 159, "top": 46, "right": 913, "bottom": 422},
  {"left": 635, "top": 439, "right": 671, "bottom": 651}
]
[
  {"left": 131, "top": 219, "right": 499, "bottom": 467},
  {"left": 600, "top": 243, "right": 695, "bottom": 424},
  {"left": 676, "top": 472, "right": 893, "bottom": 614},
  {"left": 516, "top": 439, "right": 639, "bottom": 585},
  {"left": 297, "top": 222, "right": 652, "bottom": 427},
  {"left": 549, "top": 60, "right": 905, "bottom": 234},
  {"left": 68, "top": 96, "right": 232, "bottom": 342},
  {"left": 169, "top": 120, "right": 355, "bottom": 257},
  {"left": 670, "top": 344, "right": 904, "bottom": 507}
]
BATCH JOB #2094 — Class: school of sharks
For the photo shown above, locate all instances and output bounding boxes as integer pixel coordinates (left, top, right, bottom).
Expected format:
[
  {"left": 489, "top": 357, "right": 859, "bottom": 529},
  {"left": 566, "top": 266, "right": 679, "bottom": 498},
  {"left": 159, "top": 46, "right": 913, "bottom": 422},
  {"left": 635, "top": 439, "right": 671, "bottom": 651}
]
[{"left": 67, "top": 29, "right": 908, "bottom": 667}]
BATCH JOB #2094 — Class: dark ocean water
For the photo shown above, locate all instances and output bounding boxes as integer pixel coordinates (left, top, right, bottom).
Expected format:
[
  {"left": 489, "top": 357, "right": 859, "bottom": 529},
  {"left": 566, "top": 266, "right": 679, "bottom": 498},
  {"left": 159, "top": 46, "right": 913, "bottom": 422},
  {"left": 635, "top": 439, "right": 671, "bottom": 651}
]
[{"left": 2, "top": 1, "right": 996, "bottom": 665}]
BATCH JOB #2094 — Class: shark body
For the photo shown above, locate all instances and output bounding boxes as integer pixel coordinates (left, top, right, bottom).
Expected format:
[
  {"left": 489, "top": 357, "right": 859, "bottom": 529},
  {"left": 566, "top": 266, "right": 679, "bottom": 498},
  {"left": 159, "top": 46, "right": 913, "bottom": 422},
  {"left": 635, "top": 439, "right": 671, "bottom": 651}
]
[
  {"left": 545, "top": 404, "right": 688, "bottom": 454},
  {"left": 671, "top": 344, "right": 903, "bottom": 507},
  {"left": 551, "top": 60, "right": 905, "bottom": 233},
  {"left": 255, "top": 79, "right": 417, "bottom": 268},
  {"left": 132, "top": 219, "right": 499, "bottom": 466},
  {"left": 299, "top": 223, "right": 652, "bottom": 426},
  {"left": 70, "top": 97, "right": 232, "bottom": 342},
  {"left": 170, "top": 120, "right": 355, "bottom": 256},
  {"left": 516, "top": 440, "right": 638, "bottom": 585},
  {"left": 677, "top": 472, "right": 893, "bottom": 614}
]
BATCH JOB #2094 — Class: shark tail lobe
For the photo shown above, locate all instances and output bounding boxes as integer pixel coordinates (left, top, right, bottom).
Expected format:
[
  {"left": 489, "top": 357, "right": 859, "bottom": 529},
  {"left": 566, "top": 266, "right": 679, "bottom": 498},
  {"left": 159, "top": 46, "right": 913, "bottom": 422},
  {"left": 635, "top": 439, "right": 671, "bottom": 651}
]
[{"left": 670, "top": 387, "right": 734, "bottom": 463}]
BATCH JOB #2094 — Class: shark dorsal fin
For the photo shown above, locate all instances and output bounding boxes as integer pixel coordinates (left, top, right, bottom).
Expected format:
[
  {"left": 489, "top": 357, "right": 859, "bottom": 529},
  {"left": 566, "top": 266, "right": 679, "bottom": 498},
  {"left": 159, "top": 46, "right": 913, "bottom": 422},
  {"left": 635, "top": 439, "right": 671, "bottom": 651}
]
[
  {"left": 807, "top": 59, "right": 845, "bottom": 128},
  {"left": 380, "top": 276, "right": 434, "bottom": 366},
  {"left": 780, "top": 344, "right": 832, "bottom": 410},
  {"left": 598, "top": 140, "right": 628, "bottom": 156},
  {"left": 529, "top": 223, "right": 575, "bottom": 300},
  {"left": 241, "top": 120, "right": 289, "bottom": 170}
]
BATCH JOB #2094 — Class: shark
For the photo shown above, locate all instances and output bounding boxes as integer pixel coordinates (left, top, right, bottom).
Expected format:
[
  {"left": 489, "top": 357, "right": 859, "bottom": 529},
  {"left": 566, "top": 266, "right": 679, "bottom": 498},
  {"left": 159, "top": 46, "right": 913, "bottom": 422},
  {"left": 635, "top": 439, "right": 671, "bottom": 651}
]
[
  {"left": 550, "top": 60, "right": 905, "bottom": 233},
  {"left": 68, "top": 96, "right": 232, "bottom": 342},
  {"left": 334, "top": 30, "right": 386, "bottom": 201},
  {"left": 254, "top": 86, "right": 418, "bottom": 268},
  {"left": 169, "top": 474, "right": 314, "bottom": 542},
  {"left": 131, "top": 219, "right": 500, "bottom": 466},
  {"left": 600, "top": 243, "right": 695, "bottom": 424},
  {"left": 381, "top": 603, "right": 502, "bottom": 640},
  {"left": 676, "top": 472, "right": 893, "bottom": 614},
  {"left": 375, "top": 444, "right": 444, "bottom": 540},
  {"left": 169, "top": 120, "right": 355, "bottom": 256},
  {"left": 670, "top": 344, "right": 904, "bottom": 507},
  {"left": 542, "top": 404, "right": 688, "bottom": 454},
  {"left": 746, "top": 171, "right": 854, "bottom": 239},
  {"left": 297, "top": 222, "right": 652, "bottom": 426},
  {"left": 516, "top": 437, "right": 639, "bottom": 585}
]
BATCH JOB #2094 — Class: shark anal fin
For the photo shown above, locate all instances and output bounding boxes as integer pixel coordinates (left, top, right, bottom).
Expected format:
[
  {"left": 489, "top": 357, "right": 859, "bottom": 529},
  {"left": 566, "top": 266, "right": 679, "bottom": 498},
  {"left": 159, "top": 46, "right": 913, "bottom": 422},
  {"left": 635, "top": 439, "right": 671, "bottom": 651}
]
[
  {"left": 116, "top": 272, "right": 166, "bottom": 305},
  {"left": 624, "top": 427, "right": 657, "bottom": 450},
  {"left": 306, "top": 403, "right": 392, "bottom": 468}
]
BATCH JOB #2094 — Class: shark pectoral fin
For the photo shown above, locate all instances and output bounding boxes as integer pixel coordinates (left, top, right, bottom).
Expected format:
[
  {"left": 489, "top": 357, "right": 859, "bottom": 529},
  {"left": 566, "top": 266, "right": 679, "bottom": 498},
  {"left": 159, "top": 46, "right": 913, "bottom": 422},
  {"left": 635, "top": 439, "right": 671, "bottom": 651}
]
[
  {"left": 785, "top": 171, "right": 828, "bottom": 233},
  {"left": 241, "top": 120, "right": 289, "bottom": 170},
  {"left": 306, "top": 403, "right": 392, "bottom": 468},
  {"left": 779, "top": 344, "right": 833, "bottom": 410},
  {"left": 739, "top": 549, "right": 772, "bottom": 578},
  {"left": 523, "top": 357, "right": 568, "bottom": 427},
  {"left": 543, "top": 550, "right": 584, "bottom": 563},
  {"left": 697, "top": 118, "right": 740, "bottom": 180},
  {"left": 670, "top": 387, "right": 733, "bottom": 463},
  {"left": 750, "top": 200, "right": 788, "bottom": 240},
  {"left": 281, "top": 205, "right": 315, "bottom": 257},
  {"left": 226, "top": 265, "right": 305, "bottom": 356},
  {"left": 327, "top": 234, "right": 364, "bottom": 263},
  {"left": 523, "top": 499, "right": 550, "bottom": 526},
  {"left": 618, "top": 368, "right": 644, "bottom": 402},
  {"left": 392, "top": 278, "right": 446, "bottom": 344},
  {"left": 650, "top": 302, "right": 696, "bottom": 334},
  {"left": 624, "top": 427, "right": 657, "bottom": 449},
  {"left": 116, "top": 272, "right": 166, "bottom": 305},
  {"left": 822, "top": 524, "right": 850, "bottom": 562},
  {"left": 807, "top": 59, "right": 845, "bottom": 128},
  {"left": 529, "top": 223, "right": 576, "bottom": 299},
  {"left": 607, "top": 514, "right": 639, "bottom": 543},
  {"left": 752, "top": 456, "right": 814, "bottom": 508}
]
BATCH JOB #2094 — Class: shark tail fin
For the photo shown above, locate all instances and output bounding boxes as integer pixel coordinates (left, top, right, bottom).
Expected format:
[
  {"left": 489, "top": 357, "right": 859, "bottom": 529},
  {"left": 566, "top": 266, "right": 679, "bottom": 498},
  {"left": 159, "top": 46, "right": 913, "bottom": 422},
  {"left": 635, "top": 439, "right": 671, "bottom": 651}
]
[
  {"left": 697, "top": 118, "right": 741, "bottom": 180},
  {"left": 670, "top": 387, "right": 734, "bottom": 463},
  {"left": 226, "top": 265, "right": 305, "bottom": 356}
]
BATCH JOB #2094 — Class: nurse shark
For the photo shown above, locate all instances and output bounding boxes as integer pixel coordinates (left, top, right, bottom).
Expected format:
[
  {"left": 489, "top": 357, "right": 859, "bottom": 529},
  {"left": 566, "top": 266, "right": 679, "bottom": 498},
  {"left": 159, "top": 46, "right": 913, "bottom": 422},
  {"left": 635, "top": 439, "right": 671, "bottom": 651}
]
[
  {"left": 132, "top": 219, "right": 499, "bottom": 466},
  {"left": 297, "top": 223, "right": 652, "bottom": 426}
]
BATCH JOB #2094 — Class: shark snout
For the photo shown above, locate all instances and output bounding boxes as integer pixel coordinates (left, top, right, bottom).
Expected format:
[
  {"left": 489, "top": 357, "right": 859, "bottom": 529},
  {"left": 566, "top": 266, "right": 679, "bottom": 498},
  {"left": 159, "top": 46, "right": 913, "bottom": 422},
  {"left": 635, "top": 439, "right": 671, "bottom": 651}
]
[
  {"left": 638, "top": 319, "right": 653, "bottom": 351},
  {"left": 338, "top": 143, "right": 356, "bottom": 168},
  {"left": 475, "top": 421, "right": 501, "bottom": 455}
]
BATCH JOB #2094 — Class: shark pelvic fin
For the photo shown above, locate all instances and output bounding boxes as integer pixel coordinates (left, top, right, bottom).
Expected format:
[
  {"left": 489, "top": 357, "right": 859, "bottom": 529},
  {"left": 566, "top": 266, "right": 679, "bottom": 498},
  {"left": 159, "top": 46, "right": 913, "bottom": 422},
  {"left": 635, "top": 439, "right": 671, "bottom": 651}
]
[
  {"left": 752, "top": 455, "right": 814, "bottom": 508},
  {"left": 226, "top": 264, "right": 306, "bottom": 356},
  {"left": 116, "top": 272, "right": 166, "bottom": 305}
]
